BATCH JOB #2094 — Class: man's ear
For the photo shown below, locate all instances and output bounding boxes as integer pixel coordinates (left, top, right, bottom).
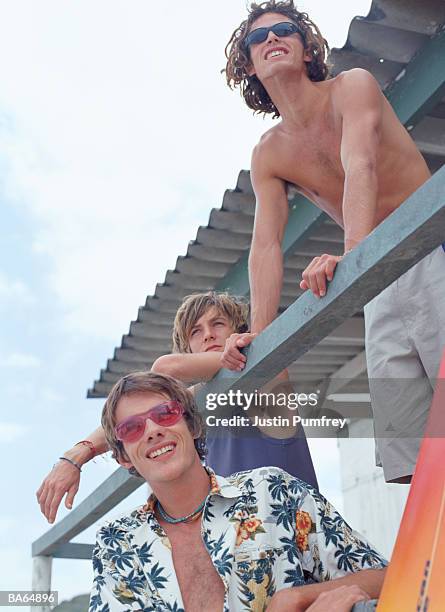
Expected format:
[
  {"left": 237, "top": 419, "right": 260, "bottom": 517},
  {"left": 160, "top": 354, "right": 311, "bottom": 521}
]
[
  {"left": 116, "top": 447, "right": 134, "bottom": 470},
  {"left": 247, "top": 62, "right": 256, "bottom": 77},
  {"left": 118, "top": 458, "right": 134, "bottom": 470},
  {"left": 303, "top": 48, "right": 312, "bottom": 63}
]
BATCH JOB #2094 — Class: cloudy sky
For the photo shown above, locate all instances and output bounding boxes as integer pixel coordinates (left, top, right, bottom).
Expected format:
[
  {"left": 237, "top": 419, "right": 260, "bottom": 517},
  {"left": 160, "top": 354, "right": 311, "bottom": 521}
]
[{"left": 0, "top": 0, "right": 372, "bottom": 601}]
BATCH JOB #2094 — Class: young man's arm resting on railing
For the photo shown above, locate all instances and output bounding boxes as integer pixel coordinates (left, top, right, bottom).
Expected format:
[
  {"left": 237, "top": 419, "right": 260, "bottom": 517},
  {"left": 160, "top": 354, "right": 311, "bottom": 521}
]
[{"left": 267, "top": 568, "right": 386, "bottom": 611}]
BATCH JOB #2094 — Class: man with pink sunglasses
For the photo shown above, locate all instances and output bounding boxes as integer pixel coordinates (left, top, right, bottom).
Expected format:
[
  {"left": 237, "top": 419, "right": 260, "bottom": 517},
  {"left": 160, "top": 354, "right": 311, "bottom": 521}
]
[
  {"left": 89, "top": 370, "right": 386, "bottom": 612},
  {"left": 37, "top": 291, "right": 318, "bottom": 524}
]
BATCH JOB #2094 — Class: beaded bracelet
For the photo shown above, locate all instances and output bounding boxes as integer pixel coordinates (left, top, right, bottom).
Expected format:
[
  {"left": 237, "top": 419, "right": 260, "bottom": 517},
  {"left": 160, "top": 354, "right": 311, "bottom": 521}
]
[
  {"left": 75, "top": 440, "right": 97, "bottom": 459},
  {"left": 59, "top": 456, "right": 82, "bottom": 472}
]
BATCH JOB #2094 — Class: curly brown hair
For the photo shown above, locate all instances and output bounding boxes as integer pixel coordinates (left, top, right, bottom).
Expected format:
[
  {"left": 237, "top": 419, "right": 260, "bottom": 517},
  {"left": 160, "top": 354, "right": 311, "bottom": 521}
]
[
  {"left": 225, "top": 0, "right": 330, "bottom": 118},
  {"left": 172, "top": 291, "right": 249, "bottom": 354},
  {"left": 101, "top": 371, "right": 207, "bottom": 478}
]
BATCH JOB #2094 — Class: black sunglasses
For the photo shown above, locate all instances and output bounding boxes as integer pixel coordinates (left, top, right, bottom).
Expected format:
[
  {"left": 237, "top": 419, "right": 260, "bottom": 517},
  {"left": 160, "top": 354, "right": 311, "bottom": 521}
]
[{"left": 243, "top": 21, "right": 303, "bottom": 52}]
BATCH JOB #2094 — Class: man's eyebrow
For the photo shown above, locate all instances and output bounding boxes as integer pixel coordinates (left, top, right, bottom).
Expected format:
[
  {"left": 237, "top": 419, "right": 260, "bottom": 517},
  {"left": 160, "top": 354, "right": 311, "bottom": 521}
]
[
  {"left": 209, "top": 315, "right": 228, "bottom": 323},
  {"left": 191, "top": 314, "right": 228, "bottom": 330}
]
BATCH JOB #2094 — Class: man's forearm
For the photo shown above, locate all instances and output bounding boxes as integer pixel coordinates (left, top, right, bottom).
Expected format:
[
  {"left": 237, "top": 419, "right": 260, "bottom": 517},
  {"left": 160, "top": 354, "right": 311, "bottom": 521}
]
[
  {"left": 151, "top": 351, "right": 222, "bottom": 382},
  {"left": 342, "top": 164, "right": 378, "bottom": 253},
  {"left": 64, "top": 426, "right": 109, "bottom": 466},
  {"left": 287, "top": 568, "right": 386, "bottom": 611},
  {"left": 249, "top": 241, "right": 283, "bottom": 334}
]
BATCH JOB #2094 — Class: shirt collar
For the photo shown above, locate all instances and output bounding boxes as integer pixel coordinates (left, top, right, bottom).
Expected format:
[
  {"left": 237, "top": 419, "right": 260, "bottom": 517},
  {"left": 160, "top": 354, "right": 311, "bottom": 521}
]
[
  {"left": 210, "top": 468, "right": 244, "bottom": 499},
  {"left": 141, "top": 465, "right": 242, "bottom": 515}
]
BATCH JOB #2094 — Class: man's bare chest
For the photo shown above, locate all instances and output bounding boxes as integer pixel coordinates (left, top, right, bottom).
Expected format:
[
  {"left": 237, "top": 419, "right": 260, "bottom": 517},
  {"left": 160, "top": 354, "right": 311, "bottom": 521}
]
[
  {"left": 167, "top": 525, "right": 225, "bottom": 611},
  {"left": 272, "top": 122, "right": 345, "bottom": 207},
  {"left": 280, "top": 129, "right": 343, "bottom": 185}
]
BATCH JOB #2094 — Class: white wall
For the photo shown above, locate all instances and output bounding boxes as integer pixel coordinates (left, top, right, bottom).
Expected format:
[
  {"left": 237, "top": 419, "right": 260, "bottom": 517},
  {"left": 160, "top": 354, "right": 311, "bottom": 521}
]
[{"left": 337, "top": 420, "right": 410, "bottom": 560}]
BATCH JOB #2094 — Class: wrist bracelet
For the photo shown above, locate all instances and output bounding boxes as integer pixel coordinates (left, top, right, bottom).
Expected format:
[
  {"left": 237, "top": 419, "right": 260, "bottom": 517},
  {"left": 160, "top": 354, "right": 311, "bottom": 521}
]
[
  {"left": 59, "top": 456, "right": 82, "bottom": 472},
  {"left": 75, "top": 440, "right": 97, "bottom": 458}
]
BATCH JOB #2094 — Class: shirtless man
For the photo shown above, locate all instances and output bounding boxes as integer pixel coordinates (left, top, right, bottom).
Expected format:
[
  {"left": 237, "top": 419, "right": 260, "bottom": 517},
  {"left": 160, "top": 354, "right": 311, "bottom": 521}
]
[
  {"left": 91, "top": 370, "right": 386, "bottom": 612},
  {"left": 222, "top": 0, "right": 445, "bottom": 484}
]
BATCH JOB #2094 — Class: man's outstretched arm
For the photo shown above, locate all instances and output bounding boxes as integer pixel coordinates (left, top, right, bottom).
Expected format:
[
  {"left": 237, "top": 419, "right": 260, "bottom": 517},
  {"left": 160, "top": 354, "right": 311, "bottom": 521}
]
[
  {"left": 339, "top": 69, "right": 382, "bottom": 252},
  {"left": 221, "top": 146, "right": 288, "bottom": 371},
  {"left": 249, "top": 144, "right": 289, "bottom": 334},
  {"left": 151, "top": 350, "right": 223, "bottom": 382}
]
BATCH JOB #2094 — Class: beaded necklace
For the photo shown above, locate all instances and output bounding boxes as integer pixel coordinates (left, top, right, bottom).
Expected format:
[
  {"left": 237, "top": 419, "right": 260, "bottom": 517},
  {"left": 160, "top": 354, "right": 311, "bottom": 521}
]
[{"left": 156, "top": 485, "right": 210, "bottom": 524}]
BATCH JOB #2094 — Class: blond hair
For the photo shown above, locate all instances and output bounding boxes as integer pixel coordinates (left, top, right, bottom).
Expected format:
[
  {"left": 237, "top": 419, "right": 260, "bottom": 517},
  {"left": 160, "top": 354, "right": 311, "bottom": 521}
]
[{"left": 172, "top": 291, "right": 249, "bottom": 353}]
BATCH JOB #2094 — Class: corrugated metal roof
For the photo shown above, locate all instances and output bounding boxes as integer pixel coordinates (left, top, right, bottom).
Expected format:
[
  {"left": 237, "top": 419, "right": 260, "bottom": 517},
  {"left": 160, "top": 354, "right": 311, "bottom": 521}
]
[{"left": 88, "top": 0, "right": 445, "bottom": 398}]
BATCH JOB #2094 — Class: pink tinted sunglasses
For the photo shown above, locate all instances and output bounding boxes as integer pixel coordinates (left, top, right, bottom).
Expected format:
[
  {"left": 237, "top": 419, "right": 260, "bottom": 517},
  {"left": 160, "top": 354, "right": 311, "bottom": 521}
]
[{"left": 115, "top": 400, "right": 184, "bottom": 443}]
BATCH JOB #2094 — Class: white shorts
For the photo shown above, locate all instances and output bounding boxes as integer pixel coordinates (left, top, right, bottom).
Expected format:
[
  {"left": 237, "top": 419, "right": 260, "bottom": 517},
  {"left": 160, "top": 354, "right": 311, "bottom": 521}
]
[{"left": 364, "top": 245, "right": 445, "bottom": 482}]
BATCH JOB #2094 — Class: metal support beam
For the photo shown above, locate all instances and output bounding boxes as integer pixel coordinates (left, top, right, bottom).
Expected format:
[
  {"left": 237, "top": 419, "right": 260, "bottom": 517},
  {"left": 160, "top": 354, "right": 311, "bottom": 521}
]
[
  {"left": 326, "top": 350, "right": 368, "bottom": 396},
  {"left": 31, "top": 556, "right": 52, "bottom": 612},
  {"left": 385, "top": 28, "right": 445, "bottom": 128},
  {"left": 52, "top": 543, "right": 95, "bottom": 560},
  {"left": 197, "top": 167, "right": 445, "bottom": 402},
  {"left": 32, "top": 467, "right": 142, "bottom": 557}
]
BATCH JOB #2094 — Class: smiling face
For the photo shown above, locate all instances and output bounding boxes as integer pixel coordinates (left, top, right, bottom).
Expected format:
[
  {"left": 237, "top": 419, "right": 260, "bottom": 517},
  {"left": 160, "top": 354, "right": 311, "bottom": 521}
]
[
  {"left": 246, "top": 12, "right": 311, "bottom": 81},
  {"left": 225, "top": 4, "right": 329, "bottom": 117},
  {"left": 115, "top": 391, "right": 201, "bottom": 487},
  {"left": 187, "top": 306, "right": 236, "bottom": 354}
]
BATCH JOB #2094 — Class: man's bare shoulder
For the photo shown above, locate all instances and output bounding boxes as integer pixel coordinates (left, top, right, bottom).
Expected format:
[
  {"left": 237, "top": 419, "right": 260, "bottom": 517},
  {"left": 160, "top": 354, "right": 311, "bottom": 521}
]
[
  {"left": 331, "top": 68, "right": 383, "bottom": 108},
  {"left": 334, "top": 67, "right": 380, "bottom": 88},
  {"left": 251, "top": 124, "right": 284, "bottom": 174},
  {"left": 253, "top": 124, "right": 282, "bottom": 156}
]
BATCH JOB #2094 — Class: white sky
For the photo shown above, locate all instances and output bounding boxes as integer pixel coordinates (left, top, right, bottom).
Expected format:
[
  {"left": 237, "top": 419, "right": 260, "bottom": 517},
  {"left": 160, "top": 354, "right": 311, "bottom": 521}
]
[{"left": 0, "top": 0, "right": 372, "bottom": 601}]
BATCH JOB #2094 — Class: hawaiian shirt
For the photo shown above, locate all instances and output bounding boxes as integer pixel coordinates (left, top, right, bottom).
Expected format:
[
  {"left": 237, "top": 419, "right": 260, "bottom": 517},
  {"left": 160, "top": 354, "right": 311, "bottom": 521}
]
[{"left": 89, "top": 466, "right": 387, "bottom": 612}]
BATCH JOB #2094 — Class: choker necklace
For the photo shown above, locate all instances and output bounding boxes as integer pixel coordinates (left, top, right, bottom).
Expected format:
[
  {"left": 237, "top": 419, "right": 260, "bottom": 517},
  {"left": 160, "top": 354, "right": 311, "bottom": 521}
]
[{"left": 156, "top": 487, "right": 210, "bottom": 524}]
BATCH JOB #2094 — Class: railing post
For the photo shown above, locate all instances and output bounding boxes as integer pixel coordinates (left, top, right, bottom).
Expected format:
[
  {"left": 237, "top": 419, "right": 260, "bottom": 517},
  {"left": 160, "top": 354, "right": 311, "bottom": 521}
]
[{"left": 31, "top": 556, "right": 52, "bottom": 612}]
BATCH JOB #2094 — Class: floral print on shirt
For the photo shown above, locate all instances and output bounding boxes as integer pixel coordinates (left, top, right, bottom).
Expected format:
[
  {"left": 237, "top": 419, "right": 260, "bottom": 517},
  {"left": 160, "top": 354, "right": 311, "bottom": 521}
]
[{"left": 89, "top": 466, "right": 387, "bottom": 612}]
